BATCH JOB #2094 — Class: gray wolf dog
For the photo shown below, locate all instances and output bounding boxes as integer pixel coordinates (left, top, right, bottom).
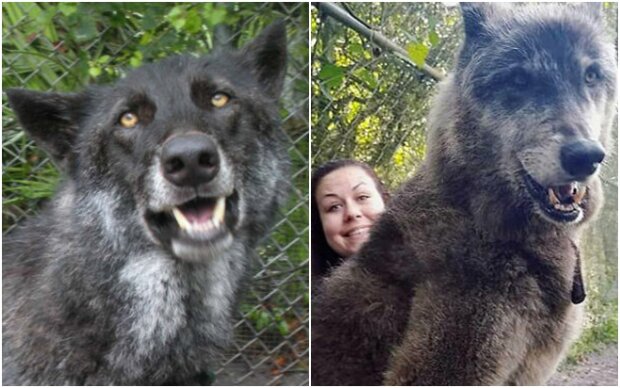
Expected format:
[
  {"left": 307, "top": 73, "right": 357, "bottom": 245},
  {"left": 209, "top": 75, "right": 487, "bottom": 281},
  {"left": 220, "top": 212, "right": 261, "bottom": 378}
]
[
  {"left": 311, "top": 3, "right": 616, "bottom": 385},
  {"left": 3, "top": 22, "right": 289, "bottom": 385}
]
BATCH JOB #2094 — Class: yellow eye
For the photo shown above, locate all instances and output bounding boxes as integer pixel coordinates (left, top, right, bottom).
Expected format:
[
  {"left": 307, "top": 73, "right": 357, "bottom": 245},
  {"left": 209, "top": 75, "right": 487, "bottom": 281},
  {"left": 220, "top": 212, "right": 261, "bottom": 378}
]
[
  {"left": 211, "top": 93, "right": 229, "bottom": 108},
  {"left": 119, "top": 112, "right": 139, "bottom": 128}
]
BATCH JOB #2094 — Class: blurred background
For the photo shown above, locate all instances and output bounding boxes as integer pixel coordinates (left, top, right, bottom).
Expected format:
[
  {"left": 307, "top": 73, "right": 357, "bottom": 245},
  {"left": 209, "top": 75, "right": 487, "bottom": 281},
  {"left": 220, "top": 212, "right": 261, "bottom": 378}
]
[
  {"left": 312, "top": 1, "right": 617, "bottom": 372},
  {"left": 2, "top": 2, "right": 308, "bottom": 385}
]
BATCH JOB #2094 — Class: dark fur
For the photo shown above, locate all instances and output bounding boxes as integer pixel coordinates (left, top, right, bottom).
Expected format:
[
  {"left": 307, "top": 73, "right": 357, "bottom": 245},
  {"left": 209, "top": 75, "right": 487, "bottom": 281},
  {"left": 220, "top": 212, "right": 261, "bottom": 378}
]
[
  {"left": 311, "top": 4, "right": 616, "bottom": 385},
  {"left": 3, "top": 22, "right": 289, "bottom": 385}
]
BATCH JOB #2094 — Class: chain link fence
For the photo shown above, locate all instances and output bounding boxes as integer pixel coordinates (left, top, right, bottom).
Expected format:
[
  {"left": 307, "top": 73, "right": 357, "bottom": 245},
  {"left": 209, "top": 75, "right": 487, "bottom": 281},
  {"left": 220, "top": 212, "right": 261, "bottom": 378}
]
[
  {"left": 312, "top": 2, "right": 461, "bottom": 188},
  {"left": 312, "top": 2, "right": 617, "bottom": 360},
  {"left": 2, "top": 3, "right": 308, "bottom": 385}
]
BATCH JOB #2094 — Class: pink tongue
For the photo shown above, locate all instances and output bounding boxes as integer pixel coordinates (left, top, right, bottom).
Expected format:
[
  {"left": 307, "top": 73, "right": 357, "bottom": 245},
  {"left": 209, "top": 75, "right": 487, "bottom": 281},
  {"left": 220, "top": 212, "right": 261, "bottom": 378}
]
[{"left": 180, "top": 203, "right": 213, "bottom": 224}]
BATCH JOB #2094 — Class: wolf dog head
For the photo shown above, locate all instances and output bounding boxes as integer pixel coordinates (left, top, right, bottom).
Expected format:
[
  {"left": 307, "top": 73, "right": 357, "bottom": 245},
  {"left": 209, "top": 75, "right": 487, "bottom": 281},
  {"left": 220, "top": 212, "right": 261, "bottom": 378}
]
[
  {"left": 428, "top": 3, "right": 617, "bottom": 233},
  {"left": 7, "top": 21, "right": 289, "bottom": 262}
]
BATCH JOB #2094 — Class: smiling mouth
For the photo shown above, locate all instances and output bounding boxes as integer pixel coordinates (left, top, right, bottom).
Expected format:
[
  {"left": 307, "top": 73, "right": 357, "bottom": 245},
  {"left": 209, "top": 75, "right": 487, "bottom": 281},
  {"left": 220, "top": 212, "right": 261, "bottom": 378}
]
[
  {"left": 523, "top": 172, "right": 587, "bottom": 223},
  {"left": 144, "top": 191, "right": 239, "bottom": 252},
  {"left": 344, "top": 226, "right": 371, "bottom": 238}
]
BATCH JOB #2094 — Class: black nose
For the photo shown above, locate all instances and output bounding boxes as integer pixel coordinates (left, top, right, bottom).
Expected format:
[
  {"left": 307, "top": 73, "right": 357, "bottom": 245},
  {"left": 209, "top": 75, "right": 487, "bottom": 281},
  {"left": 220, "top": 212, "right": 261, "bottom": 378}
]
[
  {"left": 161, "top": 133, "right": 220, "bottom": 187},
  {"left": 560, "top": 140, "right": 605, "bottom": 178}
]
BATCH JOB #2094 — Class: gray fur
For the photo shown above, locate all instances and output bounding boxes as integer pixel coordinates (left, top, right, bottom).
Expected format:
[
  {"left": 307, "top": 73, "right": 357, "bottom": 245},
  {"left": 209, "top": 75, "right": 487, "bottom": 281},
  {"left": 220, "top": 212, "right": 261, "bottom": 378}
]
[
  {"left": 311, "top": 4, "right": 616, "bottom": 385},
  {"left": 3, "top": 21, "right": 289, "bottom": 385}
]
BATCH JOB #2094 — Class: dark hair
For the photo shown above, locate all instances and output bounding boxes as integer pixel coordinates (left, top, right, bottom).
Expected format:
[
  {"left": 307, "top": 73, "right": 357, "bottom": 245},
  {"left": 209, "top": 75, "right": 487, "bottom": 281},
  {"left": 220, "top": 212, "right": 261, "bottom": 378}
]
[{"left": 311, "top": 159, "right": 389, "bottom": 279}]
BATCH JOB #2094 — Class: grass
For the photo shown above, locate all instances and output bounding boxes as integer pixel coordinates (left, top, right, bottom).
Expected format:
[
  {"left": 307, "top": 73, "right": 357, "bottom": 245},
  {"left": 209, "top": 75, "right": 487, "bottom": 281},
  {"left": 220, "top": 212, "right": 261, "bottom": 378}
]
[{"left": 564, "top": 300, "right": 618, "bottom": 365}]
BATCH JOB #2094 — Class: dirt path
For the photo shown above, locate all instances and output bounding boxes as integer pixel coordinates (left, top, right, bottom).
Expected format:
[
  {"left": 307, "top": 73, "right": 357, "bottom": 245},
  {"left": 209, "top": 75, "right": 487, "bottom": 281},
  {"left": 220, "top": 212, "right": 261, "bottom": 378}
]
[{"left": 548, "top": 344, "right": 617, "bottom": 386}]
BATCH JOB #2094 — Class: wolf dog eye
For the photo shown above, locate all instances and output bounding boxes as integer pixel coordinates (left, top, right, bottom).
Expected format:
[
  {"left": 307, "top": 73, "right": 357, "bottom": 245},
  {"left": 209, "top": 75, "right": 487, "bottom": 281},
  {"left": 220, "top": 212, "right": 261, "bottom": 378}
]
[
  {"left": 211, "top": 92, "right": 230, "bottom": 108},
  {"left": 509, "top": 68, "right": 530, "bottom": 88},
  {"left": 119, "top": 112, "right": 139, "bottom": 128},
  {"left": 584, "top": 64, "right": 602, "bottom": 86}
]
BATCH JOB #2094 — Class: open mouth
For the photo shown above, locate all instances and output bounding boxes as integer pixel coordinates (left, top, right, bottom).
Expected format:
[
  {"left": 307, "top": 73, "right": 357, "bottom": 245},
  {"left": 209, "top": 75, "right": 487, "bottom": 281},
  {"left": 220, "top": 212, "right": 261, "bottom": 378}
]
[
  {"left": 144, "top": 191, "right": 239, "bottom": 251},
  {"left": 172, "top": 196, "right": 225, "bottom": 234},
  {"left": 523, "top": 172, "right": 586, "bottom": 223}
]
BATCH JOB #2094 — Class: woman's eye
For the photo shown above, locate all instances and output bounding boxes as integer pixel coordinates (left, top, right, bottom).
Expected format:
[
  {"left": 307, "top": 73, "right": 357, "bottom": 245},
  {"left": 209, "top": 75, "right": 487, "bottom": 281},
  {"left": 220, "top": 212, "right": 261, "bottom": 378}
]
[
  {"left": 119, "top": 112, "right": 139, "bottom": 128},
  {"left": 211, "top": 92, "right": 230, "bottom": 108},
  {"left": 358, "top": 195, "right": 370, "bottom": 201},
  {"left": 327, "top": 204, "right": 342, "bottom": 213}
]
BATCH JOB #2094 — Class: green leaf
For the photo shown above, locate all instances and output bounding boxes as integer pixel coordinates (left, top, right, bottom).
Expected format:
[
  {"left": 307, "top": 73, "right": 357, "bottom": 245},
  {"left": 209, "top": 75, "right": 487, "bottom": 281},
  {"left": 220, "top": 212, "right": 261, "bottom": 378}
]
[
  {"left": 429, "top": 30, "right": 440, "bottom": 47},
  {"left": 141, "top": 9, "right": 160, "bottom": 30},
  {"left": 256, "top": 311, "right": 270, "bottom": 330},
  {"left": 166, "top": 5, "right": 184, "bottom": 19},
  {"left": 129, "top": 51, "right": 143, "bottom": 68},
  {"left": 139, "top": 32, "right": 153, "bottom": 45},
  {"left": 166, "top": 5, "right": 187, "bottom": 32},
  {"left": 171, "top": 17, "right": 186, "bottom": 31},
  {"left": 184, "top": 10, "right": 202, "bottom": 34},
  {"left": 348, "top": 42, "right": 364, "bottom": 56},
  {"left": 318, "top": 63, "right": 344, "bottom": 89},
  {"left": 58, "top": 3, "right": 77, "bottom": 16},
  {"left": 207, "top": 8, "right": 228, "bottom": 27},
  {"left": 75, "top": 16, "right": 98, "bottom": 42},
  {"left": 277, "top": 321, "right": 289, "bottom": 336},
  {"left": 354, "top": 68, "right": 377, "bottom": 90},
  {"left": 97, "top": 55, "right": 111, "bottom": 64},
  {"left": 89, "top": 66, "right": 101, "bottom": 77},
  {"left": 406, "top": 42, "right": 429, "bottom": 68}
]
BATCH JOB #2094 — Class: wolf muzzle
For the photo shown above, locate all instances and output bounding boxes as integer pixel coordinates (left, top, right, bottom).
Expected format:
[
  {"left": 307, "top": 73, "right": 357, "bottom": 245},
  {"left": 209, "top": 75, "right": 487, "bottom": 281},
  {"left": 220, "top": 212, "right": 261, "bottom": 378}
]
[
  {"left": 161, "top": 133, "right": 220, "bottom": 187},
  {"left": 560, "top": 140, "right": 605, "bottom": 180}
]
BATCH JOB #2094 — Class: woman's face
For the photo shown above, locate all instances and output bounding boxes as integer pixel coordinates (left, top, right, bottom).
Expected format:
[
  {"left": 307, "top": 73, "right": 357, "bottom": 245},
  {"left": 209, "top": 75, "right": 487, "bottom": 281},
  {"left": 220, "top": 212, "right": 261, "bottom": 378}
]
[{"left": 315, "top": 166, "right": 386, "bottom": 258}]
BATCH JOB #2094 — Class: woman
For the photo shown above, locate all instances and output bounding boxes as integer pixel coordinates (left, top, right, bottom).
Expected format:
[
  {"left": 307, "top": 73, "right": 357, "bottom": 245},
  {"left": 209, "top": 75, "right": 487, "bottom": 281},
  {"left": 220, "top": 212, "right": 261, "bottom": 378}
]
[{"left": 311, "top": 160, "right": 389, "bottom": 280}]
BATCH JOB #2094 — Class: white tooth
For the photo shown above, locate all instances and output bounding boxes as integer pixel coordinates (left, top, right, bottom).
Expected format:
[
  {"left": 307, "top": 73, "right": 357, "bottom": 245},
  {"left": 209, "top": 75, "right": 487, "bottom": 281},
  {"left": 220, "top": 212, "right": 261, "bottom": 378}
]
[
  {"left": 573, "top": 185, "right": 586, "bottom": 205},
  {"left": 214, "top": 197, "right": 226, "bottom": 224},
  {"left": 172, "top": 208, "right": 191, "bottom": 230},
  {"left": 554, "top": 203, "right": 574, "bottom": 212},
  {"left": 213, "top": 217, "right": 220, "bottom": 228},
  {"left": 548, "top": 188, "right": 560, "bottom": 206}
]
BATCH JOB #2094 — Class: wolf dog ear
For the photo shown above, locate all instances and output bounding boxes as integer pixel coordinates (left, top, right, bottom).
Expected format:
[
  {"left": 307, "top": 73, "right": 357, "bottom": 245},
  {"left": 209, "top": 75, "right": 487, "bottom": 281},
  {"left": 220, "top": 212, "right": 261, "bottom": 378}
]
[
  {"left": 243, "top": 20, "right": 288, "bottom": 99},
  {"left": 460, "top": 3, "right": 490, "bottom": 41},
  {"left": 458, "top": 3, "right": 498, "bottom": 67},
  {"left": 6, "top": 88, "right": 85, "bottom": 168}
]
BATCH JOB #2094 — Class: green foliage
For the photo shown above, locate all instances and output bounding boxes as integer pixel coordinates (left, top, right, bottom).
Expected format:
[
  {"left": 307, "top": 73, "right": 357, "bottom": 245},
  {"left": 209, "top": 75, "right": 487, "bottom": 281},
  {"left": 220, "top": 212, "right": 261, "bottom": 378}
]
[
  {"left": 318, "top": 63, "right": 345, "bottom": 90},
  {"left": 311, "top": 3, "right": 460, "bottom": 187},
  {"left": 565, "top": 302, "right": 617, "bottom": 364},
  {"left": 2, "top": 3, "right": 303, "bottom": 90},
  {"left": 3, "top": 1, "right": 308, "bottom": 220},
  {"left": 3, "top": 164, "right": 59, "bottom": 205},
  {"left": 246, "top": 305, "right": 295, "bottom": 336},
  {"left": 428, "top": 30, "right": 440, "bottom": 47},
  {"left": 406, "top": 42, "right": 430, "bottom": 68}
]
